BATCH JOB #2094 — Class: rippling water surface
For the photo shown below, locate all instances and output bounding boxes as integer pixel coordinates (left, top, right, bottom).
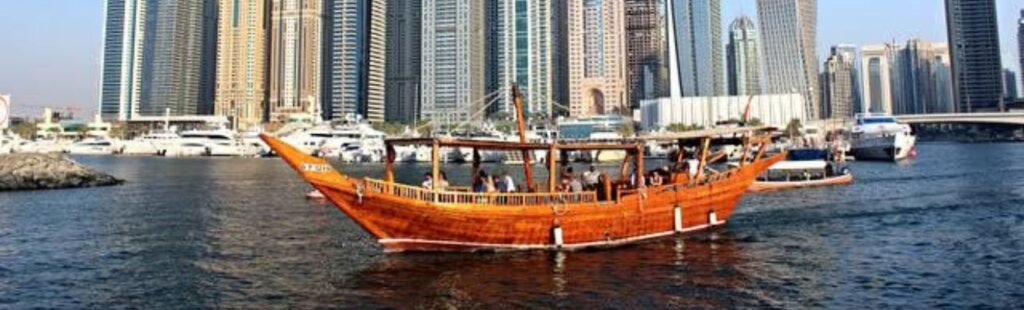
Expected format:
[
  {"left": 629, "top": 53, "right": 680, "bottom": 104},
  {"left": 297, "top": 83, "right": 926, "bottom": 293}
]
[{"left": 2, "top": 142, "right": 1024, "bottom": 308}]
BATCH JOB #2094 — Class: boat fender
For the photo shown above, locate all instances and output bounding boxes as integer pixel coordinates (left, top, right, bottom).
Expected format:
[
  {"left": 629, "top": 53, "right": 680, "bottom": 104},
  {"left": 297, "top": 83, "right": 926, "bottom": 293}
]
[
  {"left": 673, "top": 205, "right": 683, "bottom": 233},
  {"left": 708, "top": 210, "right": 718, "bottom": 225},
  {"left": 552, "top": 224, "right": 564, "bottom": 248}
]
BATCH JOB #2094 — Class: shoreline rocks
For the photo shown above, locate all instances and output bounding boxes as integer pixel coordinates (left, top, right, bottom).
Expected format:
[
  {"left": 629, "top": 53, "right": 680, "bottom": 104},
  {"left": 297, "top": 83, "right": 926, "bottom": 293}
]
[{"left": 0, "top": 154, "right": 123, "bottom": 191}]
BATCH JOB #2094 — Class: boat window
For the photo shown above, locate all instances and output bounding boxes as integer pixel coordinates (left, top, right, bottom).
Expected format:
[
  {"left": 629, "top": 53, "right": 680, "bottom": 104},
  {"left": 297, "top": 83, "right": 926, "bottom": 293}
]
[{"left": 862, "top": 117, "right": 897, "bottom": 124}]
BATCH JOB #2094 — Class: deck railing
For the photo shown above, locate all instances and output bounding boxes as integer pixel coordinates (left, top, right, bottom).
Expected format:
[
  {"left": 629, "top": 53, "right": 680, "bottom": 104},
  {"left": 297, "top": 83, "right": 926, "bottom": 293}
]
[{"left": 363, "top": 178, "right": 598, "bottom": 206}]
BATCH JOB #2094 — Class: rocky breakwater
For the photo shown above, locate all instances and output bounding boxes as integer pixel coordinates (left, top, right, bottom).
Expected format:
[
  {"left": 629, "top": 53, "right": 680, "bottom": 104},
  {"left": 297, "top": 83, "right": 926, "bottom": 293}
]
[{"left": 0, "top": 154, "right": 123, "bottom": 191}]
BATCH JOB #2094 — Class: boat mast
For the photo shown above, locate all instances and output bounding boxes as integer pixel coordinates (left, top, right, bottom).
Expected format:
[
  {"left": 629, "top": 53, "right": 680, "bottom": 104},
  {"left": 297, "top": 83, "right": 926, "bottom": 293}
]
[{"left": 512, "top": 85, "right": 536, "bottom": 191}]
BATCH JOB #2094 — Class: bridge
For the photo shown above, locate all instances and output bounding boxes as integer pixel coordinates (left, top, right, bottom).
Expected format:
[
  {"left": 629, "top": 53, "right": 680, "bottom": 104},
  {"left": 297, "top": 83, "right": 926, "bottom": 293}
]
[{"left": 894, "top": 112, "right": 1024, "bottom": 126}]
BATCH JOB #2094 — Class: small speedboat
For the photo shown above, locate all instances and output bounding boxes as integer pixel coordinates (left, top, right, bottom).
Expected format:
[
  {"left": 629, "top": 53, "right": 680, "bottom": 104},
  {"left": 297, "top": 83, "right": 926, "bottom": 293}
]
[{"left": 749, "top": 148, "right": 853, "bottom": 192}]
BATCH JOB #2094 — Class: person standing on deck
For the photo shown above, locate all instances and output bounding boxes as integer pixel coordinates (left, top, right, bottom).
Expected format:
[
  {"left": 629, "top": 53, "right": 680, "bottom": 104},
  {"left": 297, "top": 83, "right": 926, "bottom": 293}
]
[
  {"left": 499, "top": 171, "right": 516, "bottom": 192},
  {"left": 582, "top": 166, "right": 600, "bottom": 190}
]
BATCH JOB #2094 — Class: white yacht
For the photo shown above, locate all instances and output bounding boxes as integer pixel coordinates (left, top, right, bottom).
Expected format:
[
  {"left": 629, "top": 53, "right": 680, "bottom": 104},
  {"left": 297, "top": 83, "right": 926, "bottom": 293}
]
[
  {"left": 319, "top": 123, "right": 387, "bottom": 162},
  {"left": 849, "top": 113, "right": 917, "bottom": 161},
  {"left": 67, "top": 138, "right": 117, "bottom": 155},
  {"left": 122, "top": 131, "right": 182, "bottom": 156},
  {"left": 179, "top": 123, "right": 254, "bottom": 157},
  {"left": 67, "top": 114, "right": 119, "bottom": 155}
]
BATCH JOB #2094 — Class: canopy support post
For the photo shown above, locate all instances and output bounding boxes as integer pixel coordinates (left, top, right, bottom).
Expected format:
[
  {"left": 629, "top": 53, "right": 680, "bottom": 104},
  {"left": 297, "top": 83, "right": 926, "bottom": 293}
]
[
  {"left": 432, "top": 140, "right": 440, "bottom": 202},
  {"left": 636, "top": 144, "right": 645, "bottom": 189},
  {"left": 696, "top": 137, "right": 711, "bottom": 183},
  {"left": 472, "top": 148, "right": 481, "bottom": 185},
  {"left": 512, "top": 85, "right": 535, "bottom": 192},
  {"left": 385, "top": 144, "right": 396, "bottom": 183},
  {"left": 548, "top": 144, "right": 558, "bottom": 192}
]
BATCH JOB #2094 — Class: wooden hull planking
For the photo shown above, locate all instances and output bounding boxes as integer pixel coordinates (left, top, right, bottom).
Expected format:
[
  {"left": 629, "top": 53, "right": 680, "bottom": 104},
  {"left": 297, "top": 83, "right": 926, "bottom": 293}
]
[{"left": 264, "top": 134, "right": 785, "bottom": 252}]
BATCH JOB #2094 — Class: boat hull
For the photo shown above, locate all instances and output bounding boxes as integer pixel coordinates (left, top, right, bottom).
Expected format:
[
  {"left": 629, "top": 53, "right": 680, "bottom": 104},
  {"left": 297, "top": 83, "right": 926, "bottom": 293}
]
[
  {"left": 749, "top": 174, "right": 853, "bottom": 192},
  {"left": 264, "top": 134, "right": 784, "bottom": 253},
  {"left": 850, "top": 134, "right": 916, "bottom": 161}
]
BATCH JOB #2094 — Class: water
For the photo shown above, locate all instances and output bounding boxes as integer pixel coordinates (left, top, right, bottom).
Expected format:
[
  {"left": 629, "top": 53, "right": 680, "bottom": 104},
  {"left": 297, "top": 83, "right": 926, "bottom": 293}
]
[{"left": 2, "top": 143, "right": 1024, "bottom": 308}]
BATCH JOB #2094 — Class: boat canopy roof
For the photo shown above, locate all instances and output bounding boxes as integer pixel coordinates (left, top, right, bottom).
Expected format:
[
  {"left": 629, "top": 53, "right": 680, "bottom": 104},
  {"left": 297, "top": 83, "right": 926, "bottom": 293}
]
[
  {"left": 767, "top": 160, "right": 828, "bottom": 171},
  {"left": 639, "top": 126, "right": 775, "bottom": 142},
  {"left": 386, "top": 137, "right": 642, "bottom": 151}
]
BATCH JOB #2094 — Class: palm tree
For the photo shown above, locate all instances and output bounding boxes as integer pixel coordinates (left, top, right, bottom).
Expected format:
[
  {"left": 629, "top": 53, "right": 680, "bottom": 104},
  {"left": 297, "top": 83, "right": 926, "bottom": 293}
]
[{"left": 784, "top": 119, "right": 803, "bottom": 138}]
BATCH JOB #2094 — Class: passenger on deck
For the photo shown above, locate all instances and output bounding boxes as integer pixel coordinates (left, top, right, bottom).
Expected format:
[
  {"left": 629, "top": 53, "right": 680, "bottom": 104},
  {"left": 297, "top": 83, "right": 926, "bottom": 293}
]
[
  {"left": 569, "top": 176, "right": 583, "bottom": 192},
  {"left": 439, "top": 171, "right": 450, "bottom": 190},
  {"left": 473, "top": 171, "right": 489, "bottom": 193},
  {"left": 499, "top": 171, "right": 516, "bottom": 193},
  {"left": 421, "top": 173, "right": 433, "bottom": 189},
  {"left": 649, "top": 171, "right": 664, "bottom": 186},
  {"left": 582, "top": 166, "right": 600, "bottom": 190}
]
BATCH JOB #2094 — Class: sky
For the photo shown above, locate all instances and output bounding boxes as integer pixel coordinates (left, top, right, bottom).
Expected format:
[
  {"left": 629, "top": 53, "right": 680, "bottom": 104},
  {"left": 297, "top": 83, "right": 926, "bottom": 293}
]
[{"left": 0, "top": 0, "right": 1022, "bottom": 118}]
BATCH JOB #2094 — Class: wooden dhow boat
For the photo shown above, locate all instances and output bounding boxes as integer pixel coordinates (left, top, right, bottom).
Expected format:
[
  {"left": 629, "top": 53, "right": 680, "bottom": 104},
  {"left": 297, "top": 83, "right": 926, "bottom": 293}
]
[{"left": 262, "top": 88, "right": 785, "bottom": 253}]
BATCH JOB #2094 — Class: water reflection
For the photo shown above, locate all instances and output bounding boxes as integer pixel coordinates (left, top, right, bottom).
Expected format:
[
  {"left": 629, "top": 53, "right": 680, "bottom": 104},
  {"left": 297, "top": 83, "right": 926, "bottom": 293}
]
[{"left": 342, "top": 231, "right": 759, "bottom": 308}]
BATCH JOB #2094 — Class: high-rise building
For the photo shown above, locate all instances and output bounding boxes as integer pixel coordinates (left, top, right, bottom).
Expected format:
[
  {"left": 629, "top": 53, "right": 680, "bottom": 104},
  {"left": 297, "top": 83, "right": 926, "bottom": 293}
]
[
  {"left": 945, "top": 0, "right": 1004, "bottom": 112},
  {"left": 215, "top": 0, "right": 267, "bottom": 129},
  {"left": 831, "top": 44, "right": 861, "bottom": 112},
  {"left": 822, "top": 50, "right": 854, "bottom": 119},
  {"left": 757, "top": 0, "right": 819, "bottom": 119},
  {"left": 1006, "top": 69, "right": 1020, "bottom": 100},
  {"left": 568, "top": 0, "right": 628, "bottom": 116},
  {"left": 1018, "top": 9, "right": 1024, "bottom": 96},
  {"left": 98, "top": 0, "right": 217, "bottom": 120},
  {"left": 99, "top": 0, "right": 147, "bottom": 121},
  {"left": 323, "top": 0, "right": 387, "bottom": 123},
  {"left": 385, "top": 0, "right": 422, "bottom": 123},
  {"left": 861, "top": 44, "right": 897, "bottom": 114},
  {"left": 892, "top": 40, "right": 953, "bottom": 114},
  {"left": 268, "top": 0, "right": 323, "bottom": 123},
  {"left": 494, "top": 0, "right": 561, "bottom": 118},
  {"left": 100, "top": 0, "right": 218, "bottom": 120},
  {"left": 551, "top": 0, "right": 570, "bottom": 117},
  {"left": 421, "top": 0, "right": 487, "bottom": 122},
  {"left": 624, "top": 0, "right": 667, "bottom": 109},
  {"left": 861, "top": 40, "right": 954, "bottom": 115},
  {"left": 139, "top": 0, "right": 218, "bottom": 116},
  {"left": 726, "top": 16, "right": 760, "bottom": 96},
  {"left": 670, "top": 0, "right": 723, "bottom": 97}
]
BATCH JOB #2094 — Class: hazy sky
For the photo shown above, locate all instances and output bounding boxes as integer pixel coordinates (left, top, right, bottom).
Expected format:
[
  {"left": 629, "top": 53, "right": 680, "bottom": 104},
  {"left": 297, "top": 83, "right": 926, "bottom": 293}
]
[{"left": 0, "top": 0, "right": 1022, "bottom": 118}]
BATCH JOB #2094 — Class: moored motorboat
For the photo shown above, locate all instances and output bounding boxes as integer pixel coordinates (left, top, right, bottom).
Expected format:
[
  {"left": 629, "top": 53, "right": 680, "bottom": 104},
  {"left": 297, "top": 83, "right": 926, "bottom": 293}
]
[
  {"left": 263, "top": 87, "right": 785, "bottom": 253},
  {"left": 749, "top": 148, "right": 853, "bottom": 192}
]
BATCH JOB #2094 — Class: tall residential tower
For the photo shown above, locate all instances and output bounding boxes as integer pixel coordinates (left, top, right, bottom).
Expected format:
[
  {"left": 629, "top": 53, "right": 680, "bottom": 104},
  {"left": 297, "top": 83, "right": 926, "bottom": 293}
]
[
  {"left": 726, "top": 16, "right": 761, "bottom": 96},
  {"left": 624, "top": 0, "right": 667, "bottom": 109},
  {"left": 420, "top": 0, "right": 487, "bottom": 122},
  {"left": 268, "top": 0, "right": 323, "bottom": 122},
  {"left": 945, "top": 0, "right": 1003, "bottom": 112},
  {"left": 568, "top": 0, "right": 628, "bottom": 116},
  {"left": 757, "top": 0, "right": 819, "bottom": 119},
  {"left": 99, "top": 0, "right": 147, "bottom": 121},
  {"left": 494, "top": 0, "right": 561, "bottom": 118},
  {"left": 323, "top": 0, "right": 387, "bottom": 123},
  {"left": 385, "top": 0, "right": 422, "bottom": 123},
  {"left": 215, "top": 0, "right": 267, "bottom": 129},
  {"left": 670, "top": 0, "right": 723, "bottom": 97}
]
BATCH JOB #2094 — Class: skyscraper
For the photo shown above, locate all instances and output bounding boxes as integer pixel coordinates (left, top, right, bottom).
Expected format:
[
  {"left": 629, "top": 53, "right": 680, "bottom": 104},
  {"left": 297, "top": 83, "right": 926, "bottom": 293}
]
[
  {"left": 1018, "top": 9, "right": 1023, "bottom": 96},
  {"left": 892, "top": 40, "right": 952, "bottom": 114},
  {"left": 831, "top": 44, "right": 861, "bottom": 112},
  {"left": 139, "top": 0, "right": 218, "bottom": 116},
  {"left": 215, "top": 0, "right": 267, "bottom": 129},
  {"left": 624, "top": 0, "right": 667, "bottom": 109},
  {"left": 385, "top": 0, "right": 422, "bottom": 123},
  {"left": 99, "top": 0, "right": 218, "bottom": 120},
  {"left": 494, "top": 0, "right": 560, "bottom": 118},
  {"left": 568, "top": 0, "right": 628, "bottom": 116},
  {"left": 757, "top": 0, "right": 819, "bottom": 119},
  {"left": 1006, "top": 69, "right": 1020, "bottom": 100},
  {"left": 323, "top": 0, "right": 387, "bottom": 123},
  {"left": 670, "top": 0, "right": 722, "bottom": 97},
  {"left": 945, "top": 0, "right": 1004, "bottom": 112},
  {"left": 726, "top": 16, "right": 760, "bottom": 96},
  {"left": 822, "top": 49, "right": 854, "bottom": 119},
  {"left": 861, "top": 44, "right": 896, "bottom": 114},
  {"left": 421, "top": 0, "right": 487, "bottom": 122},
  {"left": 99, "top": 0, "right": 146, "bottom": 121},
  {"left": 269, "top": 0, "right": 323, "bottom": 122}
]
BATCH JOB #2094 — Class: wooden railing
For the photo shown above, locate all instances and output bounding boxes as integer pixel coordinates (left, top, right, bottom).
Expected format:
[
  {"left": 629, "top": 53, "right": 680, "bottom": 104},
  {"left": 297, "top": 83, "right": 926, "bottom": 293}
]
[{"left": 363, "top": 178, "right": 598, "bottom": 206}]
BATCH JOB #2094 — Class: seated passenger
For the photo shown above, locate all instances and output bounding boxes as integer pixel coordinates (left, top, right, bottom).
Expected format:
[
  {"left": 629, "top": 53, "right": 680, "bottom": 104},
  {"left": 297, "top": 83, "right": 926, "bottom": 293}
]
[{"left": 422, "top": 173, "right": 434, "bottom": 189}]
